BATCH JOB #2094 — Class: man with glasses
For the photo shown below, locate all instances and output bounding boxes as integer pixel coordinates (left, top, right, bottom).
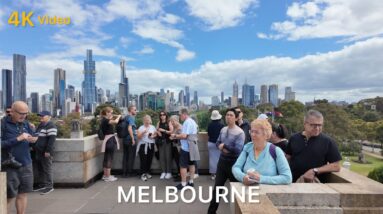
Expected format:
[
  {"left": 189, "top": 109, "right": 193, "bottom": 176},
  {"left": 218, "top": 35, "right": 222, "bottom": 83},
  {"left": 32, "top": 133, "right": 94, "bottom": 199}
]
[
  {"left": 1, "top": 101, "right": 36, "bottom": 214},
  {"left": 33, "top": 111, "right": 57, "bottom": 194},
  {"left": 234, "top": 107, "right": 251, "bottom": 144},
  {"left": 286, "top": 109, "right": 341, "bottom": 183}
]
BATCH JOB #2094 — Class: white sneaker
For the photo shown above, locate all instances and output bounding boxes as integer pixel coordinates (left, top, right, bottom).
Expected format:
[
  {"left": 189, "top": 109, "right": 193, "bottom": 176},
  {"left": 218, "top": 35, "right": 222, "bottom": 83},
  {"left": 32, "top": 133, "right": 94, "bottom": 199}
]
[
  {"left": 194, "top": 174, "right": 199, "bottom": 179},
  {"left": 146, "top": 173, "right": 152, "bottom": 179},
  {"left": 160, "top": 172, "right": 166, "bottom": 179},
  {"left": 102, "top": 175, "right": 116, "bottom": 180},
  {"left": 104, "top": 176, "right": 117, "bottom": 182},
  {"left": 141, "top": 174, "right": 147, "bottom": 181},
  {"left": 211, "top": 174, "right": 216, "bottom": 180},
  {"left": 165, "top": 173, "right": 172, "bottom": 179}
]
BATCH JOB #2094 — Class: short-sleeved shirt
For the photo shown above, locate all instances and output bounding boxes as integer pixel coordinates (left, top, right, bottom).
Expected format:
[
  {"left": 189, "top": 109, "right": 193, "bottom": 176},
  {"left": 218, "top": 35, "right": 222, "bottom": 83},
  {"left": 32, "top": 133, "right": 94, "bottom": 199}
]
[
  {"left": 138, "top": 125, "right": 156, "bottom": 145},
  {"left": 125, "top": 115, "right": 137, "bottom": 141},
  {"left": 101, "top": 118, "right": 114, "bottom": 135},
  {"left": 180, "top": 117, "right": 198, "bottom": 152},
  {"left": 286, "top": 133, "right": 342, "bottom": 183}
]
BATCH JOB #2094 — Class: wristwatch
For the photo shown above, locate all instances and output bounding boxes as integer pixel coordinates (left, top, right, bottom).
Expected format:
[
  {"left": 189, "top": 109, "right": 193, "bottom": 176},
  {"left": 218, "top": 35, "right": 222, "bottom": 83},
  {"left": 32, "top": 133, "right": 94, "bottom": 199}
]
[{"left": 313, "top": 168, "right": 319, "bottom": 176}]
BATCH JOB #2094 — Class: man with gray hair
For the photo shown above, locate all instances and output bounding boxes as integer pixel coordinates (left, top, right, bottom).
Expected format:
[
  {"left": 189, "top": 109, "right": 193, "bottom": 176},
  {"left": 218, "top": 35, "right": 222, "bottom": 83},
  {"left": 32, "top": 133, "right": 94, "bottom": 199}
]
[{"left": 286, "top": 109, "right": 341, "bottom": 183}]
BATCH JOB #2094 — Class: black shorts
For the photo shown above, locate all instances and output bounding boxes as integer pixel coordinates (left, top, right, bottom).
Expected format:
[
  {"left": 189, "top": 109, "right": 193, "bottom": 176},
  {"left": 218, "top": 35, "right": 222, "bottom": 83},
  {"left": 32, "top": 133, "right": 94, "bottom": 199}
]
[
  {"left": 179, "top": 150, "right": 195, "bottom": 168},
  {"left": 5, "top": 164, "right": 33, "bottom": 198}
]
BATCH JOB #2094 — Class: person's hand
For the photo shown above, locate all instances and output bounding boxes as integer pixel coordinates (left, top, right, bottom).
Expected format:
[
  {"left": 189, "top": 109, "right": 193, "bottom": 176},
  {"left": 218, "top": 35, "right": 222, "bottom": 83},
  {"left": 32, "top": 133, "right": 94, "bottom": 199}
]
[
  {"left": 303, "top": 169, "right": 315, "bottom": 182},
  {"left": 158, "top": 128, "right": 165, "bottom": 132},
  {"left": 247, "top": 171, "right": 260, "bottom": 182},
  {"left": 132, "top": 140, "right": 136, "bottom": 145},
  {"left": 27, "top": 136, "right": 38, "bottom": 143},
  {"left": 243, "top": 175, "right": 257, "bottom": 185},
  {"left": 44, "top": 152, "right": 51, "bottom": 158},
  {"left": 29, "top": 123, "right": 36, "bottom": 130},
  {"left": 218, "top": 143, "right": 224, "bottom": 151},
  {"left": 17, "top": 133, "right": 31, "bottom": 141}
]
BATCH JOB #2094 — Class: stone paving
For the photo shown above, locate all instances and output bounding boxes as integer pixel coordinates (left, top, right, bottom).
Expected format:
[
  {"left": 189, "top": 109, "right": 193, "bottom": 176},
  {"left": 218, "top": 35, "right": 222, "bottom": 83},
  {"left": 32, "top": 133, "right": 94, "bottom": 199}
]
[{"left": 9, "top": 175, "right": 231, "bottom": 214}]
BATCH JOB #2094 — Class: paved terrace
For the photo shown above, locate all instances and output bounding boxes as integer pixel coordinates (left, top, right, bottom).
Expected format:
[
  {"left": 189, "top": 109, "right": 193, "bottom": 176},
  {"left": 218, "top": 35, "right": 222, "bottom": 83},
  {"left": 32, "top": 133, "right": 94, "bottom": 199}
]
[{"left": 9, "top": 175, "right": 232, "bottom": 214}]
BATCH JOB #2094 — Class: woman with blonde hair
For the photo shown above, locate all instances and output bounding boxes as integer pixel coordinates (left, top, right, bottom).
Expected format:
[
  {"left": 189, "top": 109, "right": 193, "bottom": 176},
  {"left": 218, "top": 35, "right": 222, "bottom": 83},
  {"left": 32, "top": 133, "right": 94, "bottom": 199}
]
[
  {"left": 232, "top": 119, "right": 292, "bottom": 185},
  {"left": 169, "top": 115, "right": 182, "bottom": 179},
  {"left": 136, "top": 115, "right": 157, "bottom": 181},
  {"left": 100, "top": 107, "right": 121, "bottom": 182}
]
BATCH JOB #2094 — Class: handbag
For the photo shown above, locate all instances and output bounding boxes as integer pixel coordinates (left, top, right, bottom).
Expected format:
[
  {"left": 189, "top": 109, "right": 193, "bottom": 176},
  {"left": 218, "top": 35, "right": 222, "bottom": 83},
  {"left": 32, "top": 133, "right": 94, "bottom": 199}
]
[{"left": 1, "top": 151, "right": 22, "bottom": 169}]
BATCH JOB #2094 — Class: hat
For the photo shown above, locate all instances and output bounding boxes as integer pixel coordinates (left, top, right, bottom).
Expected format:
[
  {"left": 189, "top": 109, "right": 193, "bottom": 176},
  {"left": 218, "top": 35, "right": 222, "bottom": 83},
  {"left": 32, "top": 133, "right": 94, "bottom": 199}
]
[
  {"left": 38, "top": 111, "right": 51, "bottom": 117},
  {"left": 257, "top": 114, "right": 268, "bottom": 120},
  {"left": 210, "top": 110, "right": 222, "bottom": 120}
]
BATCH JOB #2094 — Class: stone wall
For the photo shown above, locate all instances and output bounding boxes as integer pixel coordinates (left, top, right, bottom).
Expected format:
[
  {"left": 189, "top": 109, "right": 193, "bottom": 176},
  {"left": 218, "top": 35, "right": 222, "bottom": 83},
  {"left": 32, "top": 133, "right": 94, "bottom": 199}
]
[{"left": 50, "top": 133, "right": 209, "bottom": 187}]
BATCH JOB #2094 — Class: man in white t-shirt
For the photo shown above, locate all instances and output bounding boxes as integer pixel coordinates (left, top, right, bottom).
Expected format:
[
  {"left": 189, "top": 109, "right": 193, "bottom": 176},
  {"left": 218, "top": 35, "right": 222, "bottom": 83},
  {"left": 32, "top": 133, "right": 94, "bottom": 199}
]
[{"left": 170, "top": 108, "right": 198, "bottom": 190}]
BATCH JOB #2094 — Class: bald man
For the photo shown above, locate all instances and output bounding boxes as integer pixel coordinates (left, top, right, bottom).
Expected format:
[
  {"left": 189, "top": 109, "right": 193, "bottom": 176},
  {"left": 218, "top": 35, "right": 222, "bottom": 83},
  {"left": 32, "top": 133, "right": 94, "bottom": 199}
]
[{"left": 1, "top": 101, "right": 37, "bottom": 214}]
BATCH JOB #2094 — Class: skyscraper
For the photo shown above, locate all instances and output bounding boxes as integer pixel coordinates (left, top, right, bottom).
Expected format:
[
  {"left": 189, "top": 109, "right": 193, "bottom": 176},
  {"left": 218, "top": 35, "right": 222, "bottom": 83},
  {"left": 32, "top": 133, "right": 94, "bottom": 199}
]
[
  {"left": 82, "top": 50, "right": 96, "bottom": 113},
  {"left": 54, "top": 68, "right": 66, "bottom": 116},
  {"left": 260, "top": 85, "right": 268, "bottom": 104},
  {"left": 231, "top": 81, "right": 239, "bottom": 107},
  {"left": 66, "top": 85, "right": 75, "bottom": 102},
  {"left": 13, "top": 54, "right": 26, "bottom": 102},
  {"left": 41, "top": 93, "right": 53, "bottom": 112},
  {"left": 221, "top": 91, "right": 224, "bottom": 104},
  {"left": 178, "top": 90, "right": 184, "bottom": 106},
  {"left": 285, "top": 86, "right": 296, "bottom": 101},
  {"left": 268, "top": 84, "right": 279, "bottom": 107},
  {"left": 119, "top": 59, "right": 129, "bottom": 107},
  {"left": 193, "top": 91, "right": 198, "bottom": 105},
  {"left": 30, "top": 92, "right": 39, "bottom": 113},
  {"left": 185, "top": 86, "right": 190, "bottom": 107},
  {"left": 2, "top": 69, "right": 12, "bottom": 109},
  {"left": 242, "top": 82, "right": 255, "bottom": 107}
]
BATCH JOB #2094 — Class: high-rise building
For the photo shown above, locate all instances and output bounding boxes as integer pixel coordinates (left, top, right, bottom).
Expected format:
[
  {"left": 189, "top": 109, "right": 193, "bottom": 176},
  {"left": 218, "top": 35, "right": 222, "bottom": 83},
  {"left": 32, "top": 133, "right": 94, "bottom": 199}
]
[
  {"left": 97, "top": 88, "right": 105, "bottom": 103},
  {"left": 0, "top": 91, "right": 2, "bottom": 110},
  {"left": 13, "top": 54, "right": 26, "bottom": 102},
  {"left": 260, "top": 85, "right": 268, "bottom": 104},
  {"left": 211, "top": 96, "right": 220, "bottom": 106},
  {"left": 54, "top": 68, "right": 66, "bottom": 116},
  {"left": 179, "top": 90, "right": 184, "bottom": 106},
  {"left": 268, "top": 84, "right": 279, "bottom": 107},
  {"left": 285, "top": 86, "right": 296, "bottom": 101},
  {"left": 105, "top": 89, "right": 111, "bottom": 100},
  {"left": 233, "top": 81, "right": 238, "bottom": 98},
  {"left": 30, "top": 92, "right": 39, "bottom": 113},
  {"left": 41, "top": 93, "right": 53, "bottom": 113},
  {"left": 66, "top": 85, "right": 75, "bottom": 102},
  {"left": 185, "top": 86, "right": 190, "bottom": 107},
  {"left": 242, "top": 82, "right": 255, "bottom": 107},
  {"left": 119, "top": 59, "right": 129, "bottom": 107},
  {"left": 193, "top": 91, "right": 198, "bottom": 109},
  {"left": 82, "top": 50, "right": 97, "bottom": 113},
  {"left": 2, "top": 69, "right": 12, "bottom": 109},
  {"left": 221, "top": 91, "right": 224, "bottom": 104}
]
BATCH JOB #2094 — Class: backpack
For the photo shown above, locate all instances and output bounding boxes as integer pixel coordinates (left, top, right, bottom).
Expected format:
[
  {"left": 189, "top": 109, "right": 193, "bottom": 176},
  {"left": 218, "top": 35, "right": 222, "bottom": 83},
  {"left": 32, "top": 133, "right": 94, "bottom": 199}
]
[
  {"left": 97, "top": 117, "right": 106, "bottom": 140},
  {"left": 97, "top": 126, "right": 105, "bottom": 140},
  {"left": 116, "top": 116, "right": 129, "bottom": 138}
]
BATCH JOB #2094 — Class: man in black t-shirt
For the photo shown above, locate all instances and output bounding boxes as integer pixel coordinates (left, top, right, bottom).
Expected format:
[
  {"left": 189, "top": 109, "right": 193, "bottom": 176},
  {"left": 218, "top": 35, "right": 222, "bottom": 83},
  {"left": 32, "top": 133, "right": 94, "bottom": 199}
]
[{"left": 286, "top": 110, "right": 341, "bottom": 183}]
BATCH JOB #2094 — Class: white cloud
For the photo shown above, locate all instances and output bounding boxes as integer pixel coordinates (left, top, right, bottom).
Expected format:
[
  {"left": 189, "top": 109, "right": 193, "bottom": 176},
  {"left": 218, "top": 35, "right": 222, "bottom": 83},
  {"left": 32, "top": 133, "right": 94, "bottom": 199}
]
[
  {"left": 119, "top": 37, "right": 132, "bottom": 49},
  {"left": 135, "top": 46, "right": 155, "bottom": 55},
  {"left": 260, "top": 0, "right": 383, "bottom": 41},
  {"left": 176, "top": 49, "right": 196, "bottom": 61},
  {"left": 160, "top": 13, "right": 183, "bottom": 25},
  {"left": 186, "top": 0, "right": 258, "bottom": 30},
  {"left": 106, "top": 0, "right": 162, "bottom": 21},
  {"left": 2, "top": 37, "right": 383, "bottom": 104}
]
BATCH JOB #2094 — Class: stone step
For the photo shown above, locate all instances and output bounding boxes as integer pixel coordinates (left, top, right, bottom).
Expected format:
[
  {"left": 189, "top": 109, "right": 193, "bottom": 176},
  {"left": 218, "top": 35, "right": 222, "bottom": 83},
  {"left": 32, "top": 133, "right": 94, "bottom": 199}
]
[
  {"left": 342, "top": 206, "right": 383, "bottom": 214},
  {"left": 276, "top": 206, "right": 343, "bottom": 214}
]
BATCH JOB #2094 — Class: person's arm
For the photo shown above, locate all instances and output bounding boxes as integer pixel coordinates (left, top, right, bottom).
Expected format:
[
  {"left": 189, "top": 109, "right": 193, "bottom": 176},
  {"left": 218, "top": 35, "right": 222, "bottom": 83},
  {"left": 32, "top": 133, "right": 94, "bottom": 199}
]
[
  {"left": 223, "top": 132, "right": 245, "bottom": 155},
  {"left": 1, "top": 133, "right": 30, "bottom": 148},
  {"left": 109, "top": 115, "right": 121, "bottom": 125},
  {"left": 259, "top": 148, "right": 292, "bottom": 184},
  {"left": 136, "top": 126, "right": 145, "bottom": 140},
  {"left": 232, "top": 148, "right": 248, "bottom": 183},
  {"left": 166, "top": 122, "right": 174, "bottom": 135},
  {"left": 44, "top": 123, "right": 57, "bottom": 155}
]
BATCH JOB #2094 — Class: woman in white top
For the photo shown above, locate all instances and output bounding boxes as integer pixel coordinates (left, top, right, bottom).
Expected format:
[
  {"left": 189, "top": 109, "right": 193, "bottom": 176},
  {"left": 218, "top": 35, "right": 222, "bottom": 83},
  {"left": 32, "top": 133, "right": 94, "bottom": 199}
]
[{"left": 136, "top": 115, "right": 157, "bottom": 181}]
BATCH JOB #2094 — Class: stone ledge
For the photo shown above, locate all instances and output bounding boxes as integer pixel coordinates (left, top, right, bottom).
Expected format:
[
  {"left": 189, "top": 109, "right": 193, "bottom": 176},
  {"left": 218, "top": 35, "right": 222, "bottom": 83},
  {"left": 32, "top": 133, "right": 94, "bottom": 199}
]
[{"left": 276, "top": 206, "right": 342, "bottom": 214}]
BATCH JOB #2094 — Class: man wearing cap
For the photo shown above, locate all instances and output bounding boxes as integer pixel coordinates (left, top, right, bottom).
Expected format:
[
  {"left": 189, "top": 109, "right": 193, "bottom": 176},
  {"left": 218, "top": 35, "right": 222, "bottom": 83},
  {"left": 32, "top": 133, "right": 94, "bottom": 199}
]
[{"left": 33, "top": 110, "right": 57, "bottom": 194}]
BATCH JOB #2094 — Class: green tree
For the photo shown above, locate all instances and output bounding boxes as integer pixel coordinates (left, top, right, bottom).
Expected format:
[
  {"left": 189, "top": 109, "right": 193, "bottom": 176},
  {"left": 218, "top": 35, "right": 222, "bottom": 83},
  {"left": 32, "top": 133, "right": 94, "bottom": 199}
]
[
  {"left": 363, "top": 112, "right": 381, "bottom": 122},
  {"left": 277, "top": 101, "right": 305, "bottom": 135}
]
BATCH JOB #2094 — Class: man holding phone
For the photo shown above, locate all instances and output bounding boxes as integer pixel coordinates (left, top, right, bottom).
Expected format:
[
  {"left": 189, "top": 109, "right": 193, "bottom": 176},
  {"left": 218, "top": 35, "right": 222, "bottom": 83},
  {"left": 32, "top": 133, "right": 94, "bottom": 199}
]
[{"left": 1, "top": 101, "right": 36, "bottom": 214}]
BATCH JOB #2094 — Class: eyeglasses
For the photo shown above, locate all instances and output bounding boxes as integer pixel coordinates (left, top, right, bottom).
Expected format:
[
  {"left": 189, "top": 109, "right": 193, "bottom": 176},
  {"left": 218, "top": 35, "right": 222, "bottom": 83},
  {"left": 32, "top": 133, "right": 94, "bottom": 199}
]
[
  {"left": 15, "top": 110, "right": 28, "bottom": 116},
  {"left": 307, "top": 123, "right": 322, "bottom": 128},
  {"left": 249, "top": 129, "right": 263, "bottom": 135}
]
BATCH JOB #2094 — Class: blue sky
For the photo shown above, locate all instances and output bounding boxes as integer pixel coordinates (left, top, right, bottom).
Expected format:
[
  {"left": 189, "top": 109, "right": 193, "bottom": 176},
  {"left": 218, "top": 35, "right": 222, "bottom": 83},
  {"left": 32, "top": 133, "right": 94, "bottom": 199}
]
[{"left": 1, "top": 0, "right": 383, "bottom": 103}]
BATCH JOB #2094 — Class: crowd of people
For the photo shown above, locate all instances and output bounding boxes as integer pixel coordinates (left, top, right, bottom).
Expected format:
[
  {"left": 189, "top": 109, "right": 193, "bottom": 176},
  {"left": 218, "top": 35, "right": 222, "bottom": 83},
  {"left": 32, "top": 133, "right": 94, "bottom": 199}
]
[{"left": 1, "top": 101, "right": 342, "bottom": 214}]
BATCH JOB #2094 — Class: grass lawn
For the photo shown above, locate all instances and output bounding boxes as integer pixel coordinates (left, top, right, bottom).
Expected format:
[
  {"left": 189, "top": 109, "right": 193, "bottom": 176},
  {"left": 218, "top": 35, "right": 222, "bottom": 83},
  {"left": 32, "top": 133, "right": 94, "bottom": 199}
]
[{"left": 341, "top": 154, "right": 383, "bottom": 176}]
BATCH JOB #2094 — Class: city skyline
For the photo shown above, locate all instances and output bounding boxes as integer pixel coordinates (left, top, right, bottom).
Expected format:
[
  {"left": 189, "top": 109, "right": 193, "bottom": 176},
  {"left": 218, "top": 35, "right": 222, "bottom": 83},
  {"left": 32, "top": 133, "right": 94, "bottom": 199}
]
[{"left": 0, "top": 1, "right": 382, "bottom": 103}]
